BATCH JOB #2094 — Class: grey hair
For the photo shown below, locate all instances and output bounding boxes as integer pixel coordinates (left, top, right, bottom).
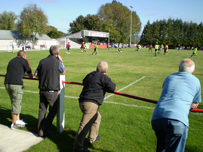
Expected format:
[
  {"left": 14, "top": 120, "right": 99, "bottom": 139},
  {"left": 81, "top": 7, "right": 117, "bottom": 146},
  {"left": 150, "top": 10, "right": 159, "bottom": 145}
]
[
  {"left": 49, "top": 45, "right": 59, "bottom": 55},
  {"left": 96, "top": 61, "right": 108, "bottom": 73},
  {"left": 179, "top": 58, "right": 195, "bottom": 74}
]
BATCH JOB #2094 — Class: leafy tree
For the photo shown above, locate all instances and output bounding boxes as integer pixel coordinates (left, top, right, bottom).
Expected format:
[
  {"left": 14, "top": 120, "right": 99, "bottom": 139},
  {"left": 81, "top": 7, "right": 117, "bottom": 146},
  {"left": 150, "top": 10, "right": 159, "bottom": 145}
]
[
  {"left": 69, "top": 15, "right": 86, "bottom": 33},
  {"left": 140, "top": 21, "right": 153, "bottom": 45},
  {"left": 159, "top": 19, "right": 167, "bottom": 45},
  {"left": 100, "top": 20, "right": 121, "bottom": 43},
  {"left": 46, "top": 26, "right": 64, "bottom": 39},
  {"left": 197, "top": 23, "right": 203, "bottom": 47},
  {"left": 151, "top": 20, "right": 161, "bottom": 44},
  {"left": 69, "top": 14, "right": 121, "bottom": 43},
  {"left": 17, "top": 3, "right": 48, "bottom": 47},
  {"left": 84, "top": 14, "right": 102, "bottom": 31},
  {"left": 0, "top": 11, "right": 17, "bottom": 30},
  {"left": 98, "top": 0, "right": 141, "bottom": 43},
  {"left": 140, "top": 18, "right": 203, "bottom": 47}
]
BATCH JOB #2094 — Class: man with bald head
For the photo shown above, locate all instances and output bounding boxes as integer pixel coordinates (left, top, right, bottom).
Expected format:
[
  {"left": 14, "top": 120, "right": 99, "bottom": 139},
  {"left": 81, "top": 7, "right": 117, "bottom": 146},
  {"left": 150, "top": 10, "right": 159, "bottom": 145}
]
[
  {"left": 5, "top": 50, "right": 33, "bottom": 129},
  {"left": 151, "top": 59, "right": 201, "bottom": 152},
  {"left": 73, "top": 61, "right": 116, "bottom": 152}
]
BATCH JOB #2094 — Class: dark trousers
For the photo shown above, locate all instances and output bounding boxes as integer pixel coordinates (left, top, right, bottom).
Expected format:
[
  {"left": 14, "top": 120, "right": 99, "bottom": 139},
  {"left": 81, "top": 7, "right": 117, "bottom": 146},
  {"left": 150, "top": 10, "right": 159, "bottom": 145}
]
[{"left": 37, "top": 91, "right": 59, "bottom": 132}]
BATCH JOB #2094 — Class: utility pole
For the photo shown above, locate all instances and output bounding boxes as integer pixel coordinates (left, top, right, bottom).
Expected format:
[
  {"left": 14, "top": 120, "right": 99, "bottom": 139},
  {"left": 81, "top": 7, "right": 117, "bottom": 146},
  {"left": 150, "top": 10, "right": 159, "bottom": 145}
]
[{"left": 129, "top": 6, "right": 133, "bottom": 48}]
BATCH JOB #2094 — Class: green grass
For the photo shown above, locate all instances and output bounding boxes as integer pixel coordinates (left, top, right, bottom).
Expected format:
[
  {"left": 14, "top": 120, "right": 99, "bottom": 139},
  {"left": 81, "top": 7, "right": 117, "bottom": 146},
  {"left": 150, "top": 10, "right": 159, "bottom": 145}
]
[{"left": 0, "top": 48, "right": 203, "bottom": 152}]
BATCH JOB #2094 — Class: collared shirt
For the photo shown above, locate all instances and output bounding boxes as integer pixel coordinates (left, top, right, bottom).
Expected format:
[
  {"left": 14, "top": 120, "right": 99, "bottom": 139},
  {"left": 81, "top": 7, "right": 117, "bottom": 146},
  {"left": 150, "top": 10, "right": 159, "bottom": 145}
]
[{"left": 152, "top": 72, "right": 201, "bottom": 126}]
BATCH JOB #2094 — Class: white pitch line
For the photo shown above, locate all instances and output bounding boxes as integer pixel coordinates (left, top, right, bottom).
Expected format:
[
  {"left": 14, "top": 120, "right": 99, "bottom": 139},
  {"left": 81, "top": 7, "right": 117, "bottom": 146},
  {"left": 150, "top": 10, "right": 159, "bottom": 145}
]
[{"left": 104, "top": 76, "right": 146, "bottom": 100}]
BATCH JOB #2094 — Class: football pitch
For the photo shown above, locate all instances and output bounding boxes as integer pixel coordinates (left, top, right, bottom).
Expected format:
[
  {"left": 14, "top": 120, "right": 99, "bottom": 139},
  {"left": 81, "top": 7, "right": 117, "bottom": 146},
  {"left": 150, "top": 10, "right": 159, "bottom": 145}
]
[{"left": 0, "top": 47, "right": 202, "bottom": 152}]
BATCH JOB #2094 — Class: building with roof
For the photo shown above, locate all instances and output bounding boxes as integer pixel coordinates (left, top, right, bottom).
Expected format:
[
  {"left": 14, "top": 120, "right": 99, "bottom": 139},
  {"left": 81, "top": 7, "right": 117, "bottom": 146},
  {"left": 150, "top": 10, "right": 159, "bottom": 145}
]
[
  {"left": 0, "top": 30, "right": 53, "bottom": 51},
  {"left": 57, "top": 30, "right": 109, "bottom": 49}
]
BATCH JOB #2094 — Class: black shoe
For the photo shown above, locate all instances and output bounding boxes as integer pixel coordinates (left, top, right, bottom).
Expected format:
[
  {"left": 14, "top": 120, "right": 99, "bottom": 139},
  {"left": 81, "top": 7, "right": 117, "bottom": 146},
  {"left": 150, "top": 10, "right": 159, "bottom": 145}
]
[{"left": 89, "top": 136, "right": 100, "bottom": 144}]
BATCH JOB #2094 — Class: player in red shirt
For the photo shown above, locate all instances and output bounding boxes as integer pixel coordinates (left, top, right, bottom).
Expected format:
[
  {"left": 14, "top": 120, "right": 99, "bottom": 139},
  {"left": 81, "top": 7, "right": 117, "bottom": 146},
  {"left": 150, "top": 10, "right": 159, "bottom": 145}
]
[{"left": 66, "top": 42, "right": 71, "bottom": 54}]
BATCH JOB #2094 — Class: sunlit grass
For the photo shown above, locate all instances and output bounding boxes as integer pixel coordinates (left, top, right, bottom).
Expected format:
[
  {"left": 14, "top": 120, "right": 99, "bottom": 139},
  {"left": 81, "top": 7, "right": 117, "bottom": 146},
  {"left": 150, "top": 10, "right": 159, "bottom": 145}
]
[{"left": 0, "top": 47, "right": 202, "bottom": 152}]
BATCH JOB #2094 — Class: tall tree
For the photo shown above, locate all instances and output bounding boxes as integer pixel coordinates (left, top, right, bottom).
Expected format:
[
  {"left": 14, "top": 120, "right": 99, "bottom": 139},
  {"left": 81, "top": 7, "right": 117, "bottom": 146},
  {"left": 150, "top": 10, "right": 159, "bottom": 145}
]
[
  {"left": 197, "top": 23, "right": 203, "bottom": 47},
  {"left": 46, "top": 26, "right": 64, "bottom": 39},
  {"left": 98, "top": 0, "right": 141, "bottom": 43},
  {"left": 0, "top": 11, "right": 17, "bottom": 30},
  {"left": 17, "top": 3, "right": 48, "bottom": 47},
  {"left": 140, "top": 21, "right": 153, "bottom": 45},
  {"left": 69, "top": 15, "right": 86, "bottom": 34}
]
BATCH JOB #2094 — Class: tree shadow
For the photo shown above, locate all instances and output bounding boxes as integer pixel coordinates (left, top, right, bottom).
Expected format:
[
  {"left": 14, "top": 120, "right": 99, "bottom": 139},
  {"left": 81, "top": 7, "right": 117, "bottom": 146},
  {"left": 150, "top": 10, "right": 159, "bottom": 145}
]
[
  {"left": 0, "top": 106, "right": 111, "bottom": 151},
  {"left": 0, "top": 105, "right": 38, "bottom": 133}
]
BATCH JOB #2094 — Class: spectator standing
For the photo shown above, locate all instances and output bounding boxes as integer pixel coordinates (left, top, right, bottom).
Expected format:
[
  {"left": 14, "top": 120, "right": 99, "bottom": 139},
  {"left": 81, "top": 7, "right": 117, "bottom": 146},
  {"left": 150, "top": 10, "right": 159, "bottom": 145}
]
[
  {"left": 73, "top": 61, "right": 116, "bottom": 152},
  {"left": 4, "top": 50, "right": 33, "bottom": 129},
  {"left": 12, "top": 41, "right": 15, "bottom": 53},
  {"left": 35, "top": 45, "right": 66, "bottom": 137},
  {"left": 151, "top": 58, "right": 201, "bottom": 152}
]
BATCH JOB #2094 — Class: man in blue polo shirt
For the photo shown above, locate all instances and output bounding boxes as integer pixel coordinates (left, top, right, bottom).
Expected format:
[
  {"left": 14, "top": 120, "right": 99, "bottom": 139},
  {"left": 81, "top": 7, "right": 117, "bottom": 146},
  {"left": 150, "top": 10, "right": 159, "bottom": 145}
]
[{"left": 151, "top": 58, "right": 201, "bottom": 152}]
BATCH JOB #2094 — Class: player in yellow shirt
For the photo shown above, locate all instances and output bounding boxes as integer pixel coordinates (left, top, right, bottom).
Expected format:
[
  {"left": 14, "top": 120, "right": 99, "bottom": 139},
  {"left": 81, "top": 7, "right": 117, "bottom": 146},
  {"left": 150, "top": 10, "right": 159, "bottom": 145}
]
[
  {"left": 154, "top": 42, "right": 159, "bottom": 56},
  {"left": 191, "top": 47, "right": 197, "bottom": 57},
  {"left": 92, "top": 43, "right": 98, "bottom": 55}
]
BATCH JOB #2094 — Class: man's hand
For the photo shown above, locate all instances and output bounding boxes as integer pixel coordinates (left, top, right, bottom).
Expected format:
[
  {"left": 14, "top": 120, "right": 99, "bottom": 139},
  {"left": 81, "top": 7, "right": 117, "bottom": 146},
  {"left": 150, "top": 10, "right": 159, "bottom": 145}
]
[{"left": 190, "top": 103, "right": 199, "bottom": 109}]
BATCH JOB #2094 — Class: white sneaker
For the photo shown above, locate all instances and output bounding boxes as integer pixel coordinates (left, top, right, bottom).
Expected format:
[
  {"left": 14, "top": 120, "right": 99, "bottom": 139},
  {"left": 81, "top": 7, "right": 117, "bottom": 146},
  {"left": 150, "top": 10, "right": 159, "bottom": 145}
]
[
  {"left": 11, "top": 123, "right": 16, "bottom": 130},
  {"left": 15, "top": 120, "right": 28, "bottom": 127}
]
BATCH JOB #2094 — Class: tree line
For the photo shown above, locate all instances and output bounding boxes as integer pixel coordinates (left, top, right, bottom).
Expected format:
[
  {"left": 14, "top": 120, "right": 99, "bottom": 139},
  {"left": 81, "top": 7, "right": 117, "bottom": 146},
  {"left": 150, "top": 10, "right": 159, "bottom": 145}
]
[{"left": 139, "top": 19, "right": 203, "bottom": 48}]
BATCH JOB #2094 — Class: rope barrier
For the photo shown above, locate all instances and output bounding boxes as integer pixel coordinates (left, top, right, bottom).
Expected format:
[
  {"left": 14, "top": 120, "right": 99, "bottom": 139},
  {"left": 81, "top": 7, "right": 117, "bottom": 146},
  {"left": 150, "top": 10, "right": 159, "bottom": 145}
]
[
  {"left": 62, "top": 81, "right": 203, "bottom": 113},
  {"left": 0, "top": 75, "right": 202, "bottom": 113}
]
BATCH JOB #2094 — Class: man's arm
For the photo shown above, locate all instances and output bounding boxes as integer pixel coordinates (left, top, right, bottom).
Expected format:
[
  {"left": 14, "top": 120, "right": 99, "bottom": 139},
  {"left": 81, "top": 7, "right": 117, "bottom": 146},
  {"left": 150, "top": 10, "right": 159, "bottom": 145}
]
[
  {"left": 28, "top": 72, "right": 33, "bottom": 78},
  {"left": 56, "top": 54, "right": 66, "bottom": 75}
]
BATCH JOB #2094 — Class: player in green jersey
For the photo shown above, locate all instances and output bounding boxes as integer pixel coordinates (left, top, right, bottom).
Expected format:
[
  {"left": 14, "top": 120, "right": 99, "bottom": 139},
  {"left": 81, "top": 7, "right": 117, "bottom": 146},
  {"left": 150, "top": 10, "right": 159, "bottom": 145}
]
[
  {"left": 154, "top": 42, "right": 159, "bottom": 56},
  {"left": 92, "top": 43, "right": 98, "bottom": 55},
  {"left": 117, "top": 43, "right": 122, "bottom": 52},
  {"left": 83, "top": 42, "right": 87, "bottom": 53},
  {"left": 191, "top": 47, "right": 197, "bottom": 57}
]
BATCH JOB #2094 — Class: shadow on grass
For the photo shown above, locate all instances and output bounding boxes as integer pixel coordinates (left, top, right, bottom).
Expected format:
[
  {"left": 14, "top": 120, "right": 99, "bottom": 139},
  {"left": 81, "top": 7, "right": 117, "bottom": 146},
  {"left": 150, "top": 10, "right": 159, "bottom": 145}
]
[
  {"left": 0, "top": 105, "right": 39, "bottom": 133},
  {"left": 0, "top": 106, "right": 112, "bottom": 151},
  {"left": 47, "top": 129, "right": 112, "bottom": 152}
]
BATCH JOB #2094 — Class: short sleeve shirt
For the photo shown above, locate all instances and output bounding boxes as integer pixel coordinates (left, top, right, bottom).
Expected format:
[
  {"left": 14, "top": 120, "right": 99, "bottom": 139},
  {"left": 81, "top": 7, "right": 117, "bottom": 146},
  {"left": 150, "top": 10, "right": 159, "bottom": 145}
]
[
  {"left": 152, "top": 72, "right": 201, "bottom": 126},
  {"left": 5, "top": 56, "right": 32, "bottom": 85}
]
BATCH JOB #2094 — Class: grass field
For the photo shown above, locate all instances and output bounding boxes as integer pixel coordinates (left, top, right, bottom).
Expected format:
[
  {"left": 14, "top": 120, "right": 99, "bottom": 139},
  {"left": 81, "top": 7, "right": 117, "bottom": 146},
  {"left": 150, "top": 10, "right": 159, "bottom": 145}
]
[{"left": 0, "top": 47, "right": 203, "bottom": 152}]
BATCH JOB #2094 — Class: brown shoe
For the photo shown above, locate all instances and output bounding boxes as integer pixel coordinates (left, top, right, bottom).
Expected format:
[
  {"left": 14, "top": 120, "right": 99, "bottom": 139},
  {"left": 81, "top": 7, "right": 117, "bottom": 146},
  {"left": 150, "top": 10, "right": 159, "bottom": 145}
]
[
  {"left": 38, "top": 129, "right": 53, "bottom": 137},
  {"left": 38, "top": 129, "right": 44, "bottom": 136}
]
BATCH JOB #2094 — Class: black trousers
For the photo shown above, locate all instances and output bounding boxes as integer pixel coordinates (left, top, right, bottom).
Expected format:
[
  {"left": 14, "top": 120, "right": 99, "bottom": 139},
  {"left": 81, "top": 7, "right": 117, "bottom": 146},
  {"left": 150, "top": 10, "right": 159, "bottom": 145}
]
[{"left": 37, "top": 91, "right": 59, "bottom": 132}]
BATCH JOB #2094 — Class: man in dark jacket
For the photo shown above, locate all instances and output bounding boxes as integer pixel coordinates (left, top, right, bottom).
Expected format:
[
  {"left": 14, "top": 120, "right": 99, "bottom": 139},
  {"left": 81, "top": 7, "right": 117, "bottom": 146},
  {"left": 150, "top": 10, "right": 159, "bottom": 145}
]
[
  {"left": 35, "top": 45, "right": 66, "bottom": 136},
  {"left": 73, "top": 61, "right": 116, "bottom": 152}
]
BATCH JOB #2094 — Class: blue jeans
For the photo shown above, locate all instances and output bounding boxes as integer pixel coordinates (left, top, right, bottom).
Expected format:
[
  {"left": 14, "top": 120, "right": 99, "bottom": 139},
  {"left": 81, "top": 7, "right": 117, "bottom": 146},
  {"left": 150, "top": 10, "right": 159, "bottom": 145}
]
[{"left": 151, "top": 118, "right": 188, "bottom": 152}]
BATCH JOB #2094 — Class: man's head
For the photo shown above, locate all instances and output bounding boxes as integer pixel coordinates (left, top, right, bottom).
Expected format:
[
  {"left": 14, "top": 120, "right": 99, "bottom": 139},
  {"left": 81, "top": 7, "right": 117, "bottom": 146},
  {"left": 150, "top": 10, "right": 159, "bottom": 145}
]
[
  {"left": 179, "top": 58, "right": 195, "bottom": 74},
  {"left": 49, "top": 45, "right": 59, "bottom": 55},
  {"left": 17, "top": 50, "right": 26, "bottom": 59},
  {"left": 96, "top": 61, "right": 108, "bottom": 74}
]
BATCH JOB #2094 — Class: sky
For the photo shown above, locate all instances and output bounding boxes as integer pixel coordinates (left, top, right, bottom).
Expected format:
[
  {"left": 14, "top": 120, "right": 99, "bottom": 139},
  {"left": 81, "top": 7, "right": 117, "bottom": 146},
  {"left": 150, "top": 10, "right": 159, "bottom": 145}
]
[{"left": 0, "top": 0, "right": 203, "bottom": 34}]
